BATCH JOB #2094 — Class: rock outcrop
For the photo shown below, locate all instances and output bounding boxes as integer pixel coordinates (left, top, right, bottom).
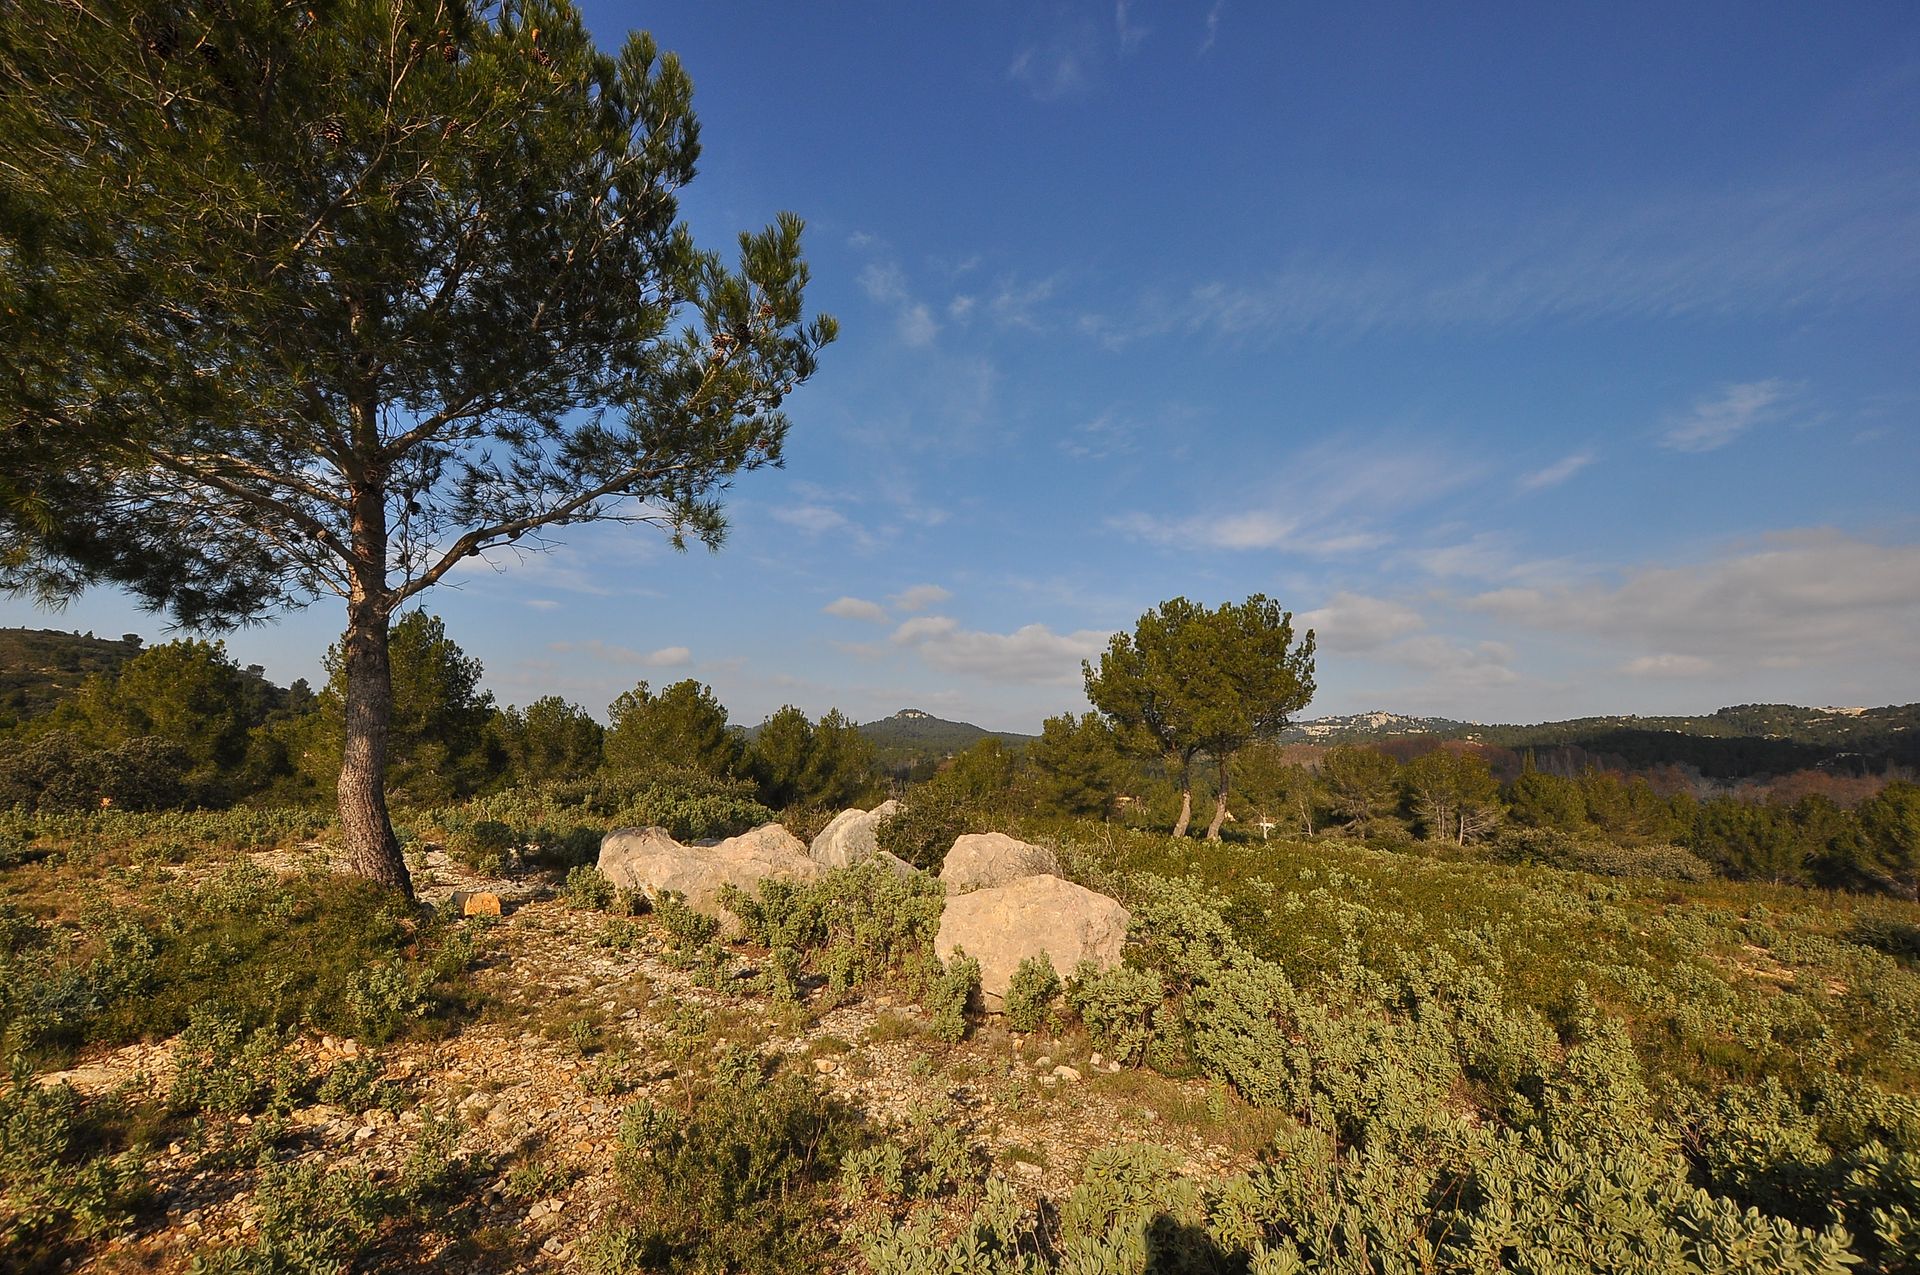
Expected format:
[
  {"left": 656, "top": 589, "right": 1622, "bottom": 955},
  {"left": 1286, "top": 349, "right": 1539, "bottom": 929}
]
[
  {"left": 810, "top": 800, "right": 914, "bottom": 874},
  {"left": 934, "top": 874, "right": 1129, "bottom": 1010},
  {"left": 597, "top": 823, "right": 823, "bottom": 928},
  {"left": 939, "top": 831, "right": 1059, "bottom": 894}
]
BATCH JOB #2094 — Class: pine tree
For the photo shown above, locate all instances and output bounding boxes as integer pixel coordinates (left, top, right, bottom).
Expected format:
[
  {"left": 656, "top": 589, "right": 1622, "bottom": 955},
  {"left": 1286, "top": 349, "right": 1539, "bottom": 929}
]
[{"left": 0, "top": 0, "right": 833, "bottom": 891}]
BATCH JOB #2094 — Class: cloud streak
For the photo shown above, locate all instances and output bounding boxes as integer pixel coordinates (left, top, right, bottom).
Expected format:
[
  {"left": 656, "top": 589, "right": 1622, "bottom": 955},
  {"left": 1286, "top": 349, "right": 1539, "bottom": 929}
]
[
  {"left": 1078, "top": 169, "right": 1920, "bottom": 344},
  {"left": 1659, "top": 380, "right": 1795, "bottom": 453},
  {"left": 1518, "top": 449, "right": 1597, "bottom": 491},
  {"left": 1465, "top": 529, "right": 1920, "bottom": 671},
  {"left": 891, "top": 614, "right": 1108, "bottom": 684}
]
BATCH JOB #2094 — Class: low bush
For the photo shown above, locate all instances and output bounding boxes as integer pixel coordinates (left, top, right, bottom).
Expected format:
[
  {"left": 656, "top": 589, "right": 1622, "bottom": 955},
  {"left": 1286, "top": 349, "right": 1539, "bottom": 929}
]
[
  {"left": 589, "top": 1049, "right": 860, "bottom": 1274},
  {"left": 0, "top": 1069, "right": 149, "bottom": 1266},
  {"left": 723, "top": 863, "right": 945, "bottom": 994},
  {"left": 1003, "top": 953, "right": 1062, "bottom": 1034},
  {"left": 1066, "top": 962, "right": 1162, "bottom": 1067},
  {"left": 928, "top": 953, "right": 979, "bottom": 1044},
  {"left": 564, "top": 865, "right": 617, "bottom": 911},
  {"left": 1, "top": 864, "right": 473, "bottom": 1066}
]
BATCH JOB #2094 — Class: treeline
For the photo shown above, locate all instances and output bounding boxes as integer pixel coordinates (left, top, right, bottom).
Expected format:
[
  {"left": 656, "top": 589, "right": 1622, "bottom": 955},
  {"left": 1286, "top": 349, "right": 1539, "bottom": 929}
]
[
  {"left": 0, "top": 615, "right": 881, "bottom": 822},
  {"left": 904, "top": 718, "right": 1920, "bottom": 900},
  {"left": 4, "top": 621, "right": 1913, "bottom": 899}
]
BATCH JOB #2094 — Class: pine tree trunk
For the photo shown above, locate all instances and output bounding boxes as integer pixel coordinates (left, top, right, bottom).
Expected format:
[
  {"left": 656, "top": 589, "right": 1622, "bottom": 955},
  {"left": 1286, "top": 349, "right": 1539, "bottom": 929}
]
[
  {"left": 1171, "top": 776, "right": 1193, "bottom": 839},
  {"left": 337, "top": 472, "right": 413, "bottom": 897},
  {"left": 338, "top": 597, "right": 412, "bottom": 894},
  {"left": 1205, "top": 756, "right": 1230, "bottom": 841}
]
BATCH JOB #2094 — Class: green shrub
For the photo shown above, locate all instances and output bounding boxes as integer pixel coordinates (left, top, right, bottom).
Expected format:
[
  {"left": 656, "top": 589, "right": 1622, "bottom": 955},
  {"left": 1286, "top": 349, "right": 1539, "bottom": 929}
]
[
  {"left": 168, "top": 1009, "right": 311, "bottom": 1116},
  {"left": 564, "top": 865, "right": 616, "bottom": 911},
  {"left": 1067, "top": 962, "right": 1162, "bottom": 1067},
  {"left": 191, "top": 1158, "right": 383, "bottom": 1275},
  {"left": 724, "top": 863, "right": 944, "bottom": 993},
  {"left": 448, "top": 818, "right": 517, "bottom": 875},
  {"left": 929, "top": 953, "right": 979, "bottom": 1044},
  {"left": 1003, "top": 953, "right": 1062, "bottom": 1034},
  {"left": 2, "top": 869, "right": 471, "bottom": 1066},
  {"left": 653, "top": 891, "right": 719, "bottom": 952},
  {"left": 0, "top": 1070, "right": 148, "bottom": 1264},
  {"left": 874, "top": 782, "right": 975, "bottom": 871},
  {"left": 589, "top": 1050, "right": 860, "bottom": 1274}
]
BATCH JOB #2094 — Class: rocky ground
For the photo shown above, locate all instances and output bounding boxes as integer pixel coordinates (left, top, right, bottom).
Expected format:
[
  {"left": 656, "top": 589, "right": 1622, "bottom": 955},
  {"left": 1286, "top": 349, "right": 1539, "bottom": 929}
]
[{"left": 37, "top": 845, "right": 1273, "bottom": 1273}]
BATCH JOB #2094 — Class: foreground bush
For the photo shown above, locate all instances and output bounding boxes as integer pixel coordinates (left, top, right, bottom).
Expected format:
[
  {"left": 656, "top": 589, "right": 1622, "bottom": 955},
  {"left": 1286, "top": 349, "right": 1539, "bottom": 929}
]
[
  {"left": 1, "top": 862, "right": 474, "bottom": 1066},
  {"left": 589, "top": 1049, "right": 860, "bottom": 1274}
]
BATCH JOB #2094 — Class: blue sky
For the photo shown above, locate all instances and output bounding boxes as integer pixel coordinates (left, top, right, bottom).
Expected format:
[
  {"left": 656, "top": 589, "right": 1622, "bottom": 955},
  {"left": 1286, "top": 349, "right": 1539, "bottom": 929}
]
[{"left": 8, "top": 2, "right": 1919, "bottom": 732}]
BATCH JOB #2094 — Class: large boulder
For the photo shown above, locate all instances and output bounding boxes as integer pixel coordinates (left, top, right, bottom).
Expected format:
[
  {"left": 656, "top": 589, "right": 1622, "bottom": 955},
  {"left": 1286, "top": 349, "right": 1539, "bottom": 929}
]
[
  {"left": 597, "top": 823, "right": 823, "bottom": 928},
  {"left": 934, "top": 874, "right": 1129, "bottom": 1010},
  {"left": 939, "top": 832, "right": 1058, "bottom": 894},
  {"left": 809, "top": 800, "right": 902, "bottom": 869}
]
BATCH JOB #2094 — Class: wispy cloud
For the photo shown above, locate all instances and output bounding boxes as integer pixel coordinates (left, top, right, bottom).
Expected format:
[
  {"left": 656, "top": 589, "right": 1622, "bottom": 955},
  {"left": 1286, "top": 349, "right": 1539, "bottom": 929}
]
[
  {"left": 859, "top": 261, "right": 939, "bottom": 348},
  {"left": 1518, "top": 449, "right": 1597, "bottom": 491},
  {"left": 1198, "top": 2, "right": 1224, "bottom": 54},
  {"left": 892, "top": 614, "right": 1108, "bottom": 685},
  {"left": 1299, "top": 592, "right": 1426, "bottom": 652},
  {"left": 889, "top": 584, "right": 953, "bottom": 613},
  {"left": 1659, "top": 380, "right": 1795, "bottom": 453},
  {"left": 823, "top": 596, "right": 888, "bottom": 623},
  {"left": 1116, "top": 435, "right": 1483, "bottom": 554},
  {"left": 1465, "top": 529, "right": 1920, "bottom": 671},
  {"left": 1078, "top": 169, "right": 1920, "bottom": 344},
  {"left": 550, "top": 639, "right": 693, "bottom": 669}
]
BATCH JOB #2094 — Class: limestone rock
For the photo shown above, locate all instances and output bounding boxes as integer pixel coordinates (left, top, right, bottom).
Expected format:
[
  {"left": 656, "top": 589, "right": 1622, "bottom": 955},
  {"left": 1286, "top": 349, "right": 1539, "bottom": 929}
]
[
  {"left": 808, "top": 800, "right": 902, "bottom": 869},
  {"left": 596, "top": 823, "right": 822, "bottom": 928},
  {"left": 939, "top": 832, "right": 1058, "bottom": 894},
  {"left": 934, "top": 874, "right": 1129, "bottom": 1010}
]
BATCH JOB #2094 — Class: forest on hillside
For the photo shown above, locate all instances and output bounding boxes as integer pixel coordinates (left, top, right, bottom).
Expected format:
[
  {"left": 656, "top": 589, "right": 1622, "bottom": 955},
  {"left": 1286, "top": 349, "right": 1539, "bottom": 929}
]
[{"left": 2, "top": 624, "right": 1914, "bottom": 901}]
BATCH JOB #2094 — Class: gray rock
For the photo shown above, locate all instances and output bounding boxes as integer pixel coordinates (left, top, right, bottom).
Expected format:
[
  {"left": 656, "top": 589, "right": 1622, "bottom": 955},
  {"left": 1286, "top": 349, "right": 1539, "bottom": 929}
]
[
  {"left": 934, "top": 874, "right": 1129, "bottom": 1010},
  {"left": 808, "top": 800, "right": 902, "bottom": 869},
  {"left": 939, "top": 832, "right": 1059, "bottom": 894},
  {"left": 597, "top": 823, "right": 823, "bottom": 930}
]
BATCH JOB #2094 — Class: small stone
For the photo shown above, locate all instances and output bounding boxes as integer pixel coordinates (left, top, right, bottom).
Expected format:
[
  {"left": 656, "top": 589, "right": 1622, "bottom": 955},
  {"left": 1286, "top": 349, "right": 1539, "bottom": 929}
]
[
  {"left": 813, "top": 1058, "right": 837, "bottom": 1074},
  {"left": 1014, "top": 1160, "right": 1042, "bottom": 1179},
  {"left": 339, "top": 1039, "right": 358, "bottom": 1057},
  {"left": 1051, "top": 1065, "right": 1081, "bottom": 1082},
  {"left": 1090, "top": 1052, "right": 1103, "bottom": 1068},
  {"left": 454, "top": 890, "right": 502, "bottom": 917},
  {"left": 1109, "top": 1061, "right": 1122, "bottom": 1073}
]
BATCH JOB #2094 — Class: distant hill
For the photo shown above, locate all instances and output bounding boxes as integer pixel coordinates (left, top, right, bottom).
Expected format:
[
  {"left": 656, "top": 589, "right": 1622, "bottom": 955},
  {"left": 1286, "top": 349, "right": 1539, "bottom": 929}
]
[
  {"left": 0, "top": 627, "right": 148, "bottom": 729},
  {"left": 857, "top": 708, "right": 1034, "bottom": 770},
  {"left": 1286, "top": 701, "right": 1919, "bottom": 780},
  {"left": 1281, "top": 710, "right": 1473, "bottom": 741}
]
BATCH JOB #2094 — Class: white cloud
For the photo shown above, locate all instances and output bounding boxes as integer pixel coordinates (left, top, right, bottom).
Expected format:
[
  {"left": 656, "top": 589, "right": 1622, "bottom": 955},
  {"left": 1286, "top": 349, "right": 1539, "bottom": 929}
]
[
  {"left": 890, "top": 615, "right": 957, "bottom": 645},
  {"left": 890, "top": 584, "right": 953, "bottom": 613},
  {"left": 823, "top": 596, "right": 888, "bottom": 623},
  {"left": 1077, "top": 168, "right": 1920, "bottom": 344},
  {"left": 858, "top": 261, "right": 940, "bottom": 348},
  {"left": 523, "top": 598, "right": 560, "bottom": 611},
  {"left": 1300, "top": 593, "right": 1426, "bottom": 652},
  {"left": 1659, "top": 380, "right": 1795, "bottom": 452},
  {"left": 1466, "top": 529, "right": 1920, "bottom": 671},
  {"left": 549, "top": 639, "right": 692, "bottom": 669},
  {"left": 1518, "top": 449, "right": 1597, "bottom": 491},
  {"left": 771, "top": 504, "right": 851, "bottom": 534},
  {"left": 893, "top": 615, "right": 1109, "bottom": 685},
  {"left": 1199, "top": 2, "right": 1224, "bottom": 53},
  {"left": 1008, "top": 44, "right": 1093, "bottom": 100},
  {"left": 1116, "top": 435, "right": 1480, "bottom": 554},
  {"left": 1376, "top": 635, "right": 1520, "bottom": 688},
  {"left": 1624, "top": 653, "right": 1716, "bottom": 677}
]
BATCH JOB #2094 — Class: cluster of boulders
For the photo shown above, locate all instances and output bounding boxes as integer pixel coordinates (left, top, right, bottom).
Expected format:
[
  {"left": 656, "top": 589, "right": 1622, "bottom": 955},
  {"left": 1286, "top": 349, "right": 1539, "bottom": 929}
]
[{"left": 595, "top": 804, "right": 1129, "bottom": 1010}]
